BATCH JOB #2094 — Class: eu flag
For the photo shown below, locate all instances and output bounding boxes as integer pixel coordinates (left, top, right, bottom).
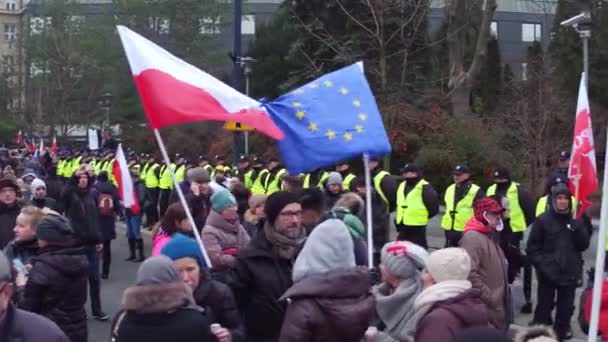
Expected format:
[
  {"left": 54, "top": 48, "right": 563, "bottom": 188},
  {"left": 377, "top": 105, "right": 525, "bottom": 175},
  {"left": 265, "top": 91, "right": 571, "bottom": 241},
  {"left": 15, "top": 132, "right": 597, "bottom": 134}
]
[{"left": 263, "top": 62, "right": 391, "bottom": 175}]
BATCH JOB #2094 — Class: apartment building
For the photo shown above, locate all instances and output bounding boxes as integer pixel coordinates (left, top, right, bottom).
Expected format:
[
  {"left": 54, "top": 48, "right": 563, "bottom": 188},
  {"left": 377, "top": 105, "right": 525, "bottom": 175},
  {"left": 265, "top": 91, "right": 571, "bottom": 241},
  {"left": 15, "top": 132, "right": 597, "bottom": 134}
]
[{"left": 0, "top": 0, "right": 28, "bottom": 110}]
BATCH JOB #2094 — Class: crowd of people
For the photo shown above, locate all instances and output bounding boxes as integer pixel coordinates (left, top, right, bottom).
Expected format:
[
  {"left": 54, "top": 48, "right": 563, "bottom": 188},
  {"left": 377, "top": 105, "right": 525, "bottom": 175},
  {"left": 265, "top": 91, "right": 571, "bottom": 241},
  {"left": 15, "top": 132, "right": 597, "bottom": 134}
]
[{"left": 0, "top": 145, "right": 603, "bottom": 342}]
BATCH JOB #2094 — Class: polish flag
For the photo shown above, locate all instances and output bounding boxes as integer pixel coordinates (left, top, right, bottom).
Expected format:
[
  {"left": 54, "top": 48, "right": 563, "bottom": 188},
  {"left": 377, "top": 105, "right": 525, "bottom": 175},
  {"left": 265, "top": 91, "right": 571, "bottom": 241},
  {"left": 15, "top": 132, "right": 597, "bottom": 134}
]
[
  {"left": 116, "top": 26, "right": 284, "bottom": 139},
  {"left": 51, "top": 137, "right": 58, "bottom": 155},
  {"left": 568, "top": 73, "right": 598, "bottom": 217},
  {"left": 112, "top": 144, "right": 140, "bottom": 215},
  {"left": 14, "top": 130, "right": 22, "bottom": 145},
  {"left": 39, "top": 138, "right": 44, "bottom": 155}
]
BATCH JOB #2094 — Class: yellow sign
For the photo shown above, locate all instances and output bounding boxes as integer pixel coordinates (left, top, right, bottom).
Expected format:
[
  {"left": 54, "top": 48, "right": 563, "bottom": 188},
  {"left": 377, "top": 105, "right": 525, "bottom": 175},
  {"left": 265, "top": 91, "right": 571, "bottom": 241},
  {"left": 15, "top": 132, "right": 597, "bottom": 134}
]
[{"left": 224, "top": 121, "right": 254, "bottom": 131}]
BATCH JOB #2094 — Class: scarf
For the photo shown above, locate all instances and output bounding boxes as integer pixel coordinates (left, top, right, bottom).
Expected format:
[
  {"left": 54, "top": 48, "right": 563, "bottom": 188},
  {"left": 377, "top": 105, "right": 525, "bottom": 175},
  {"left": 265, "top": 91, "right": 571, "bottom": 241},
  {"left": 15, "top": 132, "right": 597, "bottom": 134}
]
[
  {"left": 263, "top": 221, "right": 306, "bottom": 260},
  {"left": 372, "top": 277, "right": 423, "bottom": 342},
  {"left": 413, "top": 280, "right": 472, "bottom": 323}
]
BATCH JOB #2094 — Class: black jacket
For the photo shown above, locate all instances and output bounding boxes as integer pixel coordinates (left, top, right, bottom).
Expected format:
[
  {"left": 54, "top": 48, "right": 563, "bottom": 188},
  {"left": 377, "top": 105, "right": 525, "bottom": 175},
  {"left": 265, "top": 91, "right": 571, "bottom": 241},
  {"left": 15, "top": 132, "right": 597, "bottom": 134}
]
[
  {"left": 527, "top": 210, "right": 592, "bottom": 286},
  {"left": 3, "top": 239, "right": 39, "bottom": 266},
  {"left": 29, "top": 197, "right": 59, "bottom": 212},
  {"left": 231, "top": 230, "right": 295, "bottom": 342},
  {"left": 324, "top": 189, "right": 345, "bottom": 210},
  {"left": 194, "top": 276, "right": 246, "bottom": 342},
  {"left": 18, "top": 245, "right": 89, "bottom": 342},
  {"left": 0, "top": 303, "right": 70, "bottom": 342},
  {"left": 44, "top": 177, "right": 64, "bottom": 203},
  {"left": 93, "top": 180, "right": 121, "bottom": 241},
  {"left": 0, "top": 202, "right": 20, "bottom": 250},
  {"left": 61, "top": 185, "right": 102, "bottom": 245}
]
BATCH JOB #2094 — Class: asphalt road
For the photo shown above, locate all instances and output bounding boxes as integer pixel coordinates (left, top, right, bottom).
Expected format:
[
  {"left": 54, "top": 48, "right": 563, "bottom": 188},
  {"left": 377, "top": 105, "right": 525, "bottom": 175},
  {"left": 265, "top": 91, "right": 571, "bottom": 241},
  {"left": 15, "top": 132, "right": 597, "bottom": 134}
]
[{"left": 86, "top": 217, "right": 599, "bottom": 342}]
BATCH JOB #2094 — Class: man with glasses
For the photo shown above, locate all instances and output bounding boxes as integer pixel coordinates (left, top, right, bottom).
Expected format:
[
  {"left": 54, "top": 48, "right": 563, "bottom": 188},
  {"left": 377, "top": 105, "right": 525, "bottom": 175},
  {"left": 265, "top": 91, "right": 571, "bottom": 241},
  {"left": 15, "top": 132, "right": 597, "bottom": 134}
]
[
  {"left": 231, "top": 191, "right": 307, "bottom": 342},
  {"left": 0, "top": 178, "right": 21, "bottom": 249},
  {"left": 0, "top": 251, "right": 70, "bottom": 341}
]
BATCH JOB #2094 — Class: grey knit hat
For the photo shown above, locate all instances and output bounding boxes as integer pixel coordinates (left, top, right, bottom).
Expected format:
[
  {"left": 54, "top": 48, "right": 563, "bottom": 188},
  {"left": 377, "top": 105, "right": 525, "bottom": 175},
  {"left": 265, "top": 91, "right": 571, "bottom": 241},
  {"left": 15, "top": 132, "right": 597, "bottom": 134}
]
[
  {"left": 36, "top": 213, "right": 74, "bottom": 242},
  {"left": 187, "top": 167, "right": 210, "bottom": 183},
  {"left": 326, "top": 172, "right": 343, "bottom": 186},
  {"left": 381, "top": 241, "right": 428, "bottom": 279}
]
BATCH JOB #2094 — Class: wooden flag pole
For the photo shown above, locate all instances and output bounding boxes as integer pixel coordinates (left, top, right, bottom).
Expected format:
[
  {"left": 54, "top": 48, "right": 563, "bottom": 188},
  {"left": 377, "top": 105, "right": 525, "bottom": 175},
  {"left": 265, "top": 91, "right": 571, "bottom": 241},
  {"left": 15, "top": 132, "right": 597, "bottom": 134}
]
[
  {"left": 363, "top": 154, "right": 374, "bottom": 269},
  {"left": 588, "top": 129, "right": 608, "bottom": 342},
  {"left": 153, "top": 129, "right": 213, "bottom": 269}
]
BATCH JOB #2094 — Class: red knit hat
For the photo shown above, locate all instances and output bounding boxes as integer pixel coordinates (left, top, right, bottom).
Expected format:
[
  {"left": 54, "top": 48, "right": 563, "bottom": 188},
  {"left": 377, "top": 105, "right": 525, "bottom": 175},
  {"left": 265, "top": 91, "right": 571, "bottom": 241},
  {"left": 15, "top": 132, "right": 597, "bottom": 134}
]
[{"left": 473, "top": 197, "right": 504, "bottom": 222}]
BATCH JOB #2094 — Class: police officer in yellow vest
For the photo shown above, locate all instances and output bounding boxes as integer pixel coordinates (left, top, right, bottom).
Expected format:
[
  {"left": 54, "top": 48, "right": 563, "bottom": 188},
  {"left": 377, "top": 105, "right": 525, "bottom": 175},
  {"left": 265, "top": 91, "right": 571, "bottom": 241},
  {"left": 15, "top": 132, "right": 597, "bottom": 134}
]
[
  {"left": 210, "top": 154, "right": 226, "bottom": 179},
  {"left": 441, "top": 164, "right": 485, "bottom": 247},
  {"left": 158, "top": 157, "right": 176, "bottom": 216},
  {"left": 174, "top": 154, "right": 186, "bottom": 183},
  {"left": 395, "top": 163, "right": 439, "bottom": 249},
  {"left": 266, "top": 159, "right": 286, "bottom": 195},
  {"left": 236, "top": 155, "right": 255, "bottom": 189},
  {"left": 303, "top": 168, "right": 329, "bottom": 190},
  {"left": 144, "top": 155, "right": 161, "bottom": 227},
  {"left": 368, "top": 156, "right": 398, "bottom": 212},
  {"left": 487, "top": 167, "right": 536, "bottom": 313},
  {"left": 336, "top": 161, "right": 357, "bottom": 191},
  {"left": 251, "top": 157, "right": 270, "bottom": 194}
]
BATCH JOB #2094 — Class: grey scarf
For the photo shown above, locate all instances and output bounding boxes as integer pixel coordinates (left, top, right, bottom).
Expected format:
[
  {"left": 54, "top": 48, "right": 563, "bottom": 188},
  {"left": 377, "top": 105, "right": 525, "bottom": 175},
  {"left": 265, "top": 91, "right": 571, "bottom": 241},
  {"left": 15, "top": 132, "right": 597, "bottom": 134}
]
[
  {"left": 264, "top": 222, "right": 306, "bottom": 260},
  {"left": 372, "top": 277, "right": 423, "bottom": 342}
]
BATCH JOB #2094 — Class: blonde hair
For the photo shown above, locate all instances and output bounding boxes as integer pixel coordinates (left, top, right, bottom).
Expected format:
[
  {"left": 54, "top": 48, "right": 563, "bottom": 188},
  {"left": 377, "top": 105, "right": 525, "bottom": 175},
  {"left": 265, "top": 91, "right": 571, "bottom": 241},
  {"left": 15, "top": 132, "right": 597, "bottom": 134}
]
[{"left": 20, "top": 206, "right": 46, "bottom": 229}]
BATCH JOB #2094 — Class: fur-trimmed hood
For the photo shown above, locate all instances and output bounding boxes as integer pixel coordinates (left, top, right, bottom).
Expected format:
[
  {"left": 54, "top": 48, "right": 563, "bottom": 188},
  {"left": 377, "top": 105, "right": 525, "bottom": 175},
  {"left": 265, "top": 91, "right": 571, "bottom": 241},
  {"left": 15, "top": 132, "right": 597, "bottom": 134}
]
[
  {"left": 514, "top": 325, "right": 558, "bottom": 342},
  {"left": 122, "top": 281, "right": 199, "bottom": 314}
]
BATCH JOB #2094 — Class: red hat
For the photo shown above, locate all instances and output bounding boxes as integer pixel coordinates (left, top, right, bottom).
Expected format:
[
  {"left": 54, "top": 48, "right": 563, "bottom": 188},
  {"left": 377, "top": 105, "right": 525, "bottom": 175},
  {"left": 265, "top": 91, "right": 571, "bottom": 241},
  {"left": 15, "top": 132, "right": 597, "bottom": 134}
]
[{"left": 473, "top": 197, "right": 504, "bottom": 222}]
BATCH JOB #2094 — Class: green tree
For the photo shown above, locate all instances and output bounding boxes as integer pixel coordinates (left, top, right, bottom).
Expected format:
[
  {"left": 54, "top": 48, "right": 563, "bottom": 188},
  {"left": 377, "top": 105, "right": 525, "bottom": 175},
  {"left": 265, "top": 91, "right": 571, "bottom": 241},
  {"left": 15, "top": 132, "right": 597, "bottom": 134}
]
[{"left": 472, "top": 37, "right": 502, "bottom": 116}]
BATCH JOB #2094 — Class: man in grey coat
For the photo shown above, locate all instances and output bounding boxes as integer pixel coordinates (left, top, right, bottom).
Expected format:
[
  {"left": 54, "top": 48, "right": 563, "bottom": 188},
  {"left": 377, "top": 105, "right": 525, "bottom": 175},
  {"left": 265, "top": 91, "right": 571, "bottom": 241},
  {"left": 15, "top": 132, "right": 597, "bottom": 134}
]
[{"left": 0, "top": 251, "right": 70, "bottom": 342}]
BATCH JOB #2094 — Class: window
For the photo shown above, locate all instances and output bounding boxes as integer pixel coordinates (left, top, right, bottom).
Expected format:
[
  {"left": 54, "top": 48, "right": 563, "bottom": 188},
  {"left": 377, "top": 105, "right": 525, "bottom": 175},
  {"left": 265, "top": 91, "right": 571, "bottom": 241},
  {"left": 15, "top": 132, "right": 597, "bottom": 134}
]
[
  {"left": 3, "top": 24, "right": 16, "bottom": 47},
  {"left": 490, "top": 21, "right": 498, "bottom": 38},
  {"left": 522, "top": 23, "right": 542, "bottom": 42},
  {"left": 6, "top": 1, "right": 17, "bottom": 11},
  {"left": 521, "top": 63, "right": 528, "bottom": 81},
  {"left": 200, "top": 17, "right": 221, "bottom": 34},
  {"left": 2, "top": 55, "right": 14, "bottom": 73},
  {"left": 241, "top": 15, "right": 255, "bottom": 35}
]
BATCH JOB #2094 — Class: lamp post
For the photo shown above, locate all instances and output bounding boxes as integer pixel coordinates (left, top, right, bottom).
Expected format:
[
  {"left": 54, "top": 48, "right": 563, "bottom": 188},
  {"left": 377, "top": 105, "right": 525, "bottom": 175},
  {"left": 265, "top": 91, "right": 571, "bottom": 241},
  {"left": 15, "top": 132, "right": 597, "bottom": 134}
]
[
  {"left": 239, "top": 56, "right": 255, "bottom": 155},
  {"left": 99, "top": 92, "right": 113, "bottom": 137},
  {"left": 561, "top": 11, "right": 592, "bottom": 88}
]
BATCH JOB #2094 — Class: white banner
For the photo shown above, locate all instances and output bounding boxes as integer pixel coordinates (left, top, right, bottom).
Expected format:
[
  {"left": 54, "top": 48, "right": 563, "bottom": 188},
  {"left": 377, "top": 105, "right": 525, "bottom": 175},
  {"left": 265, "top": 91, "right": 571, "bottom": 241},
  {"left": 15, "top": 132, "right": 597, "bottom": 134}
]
[{"left": 88, "top": 129, "right": 99, "bottom": 150}]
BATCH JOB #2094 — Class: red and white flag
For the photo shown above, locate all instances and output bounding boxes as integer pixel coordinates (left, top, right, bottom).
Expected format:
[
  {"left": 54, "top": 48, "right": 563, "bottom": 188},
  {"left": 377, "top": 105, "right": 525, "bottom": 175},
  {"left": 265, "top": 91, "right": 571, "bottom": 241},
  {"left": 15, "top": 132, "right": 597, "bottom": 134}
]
[
  {"left": 568, "top": 73, "right": 598, "bottom": 217},
  {"left": 112, "top": 144, "right": 140, "bottom": 215},
  {"left": 116, "top": 26, "right": 284, "bottom": 139},
  {"left": 51, "top": 137, "right": 58, "bottom": 155},
  {"left": 38, "top": 138, "right": 44, "bottom": 155},
  {"left": 14, "top": 130, "right": 22, "bottom": 145}
]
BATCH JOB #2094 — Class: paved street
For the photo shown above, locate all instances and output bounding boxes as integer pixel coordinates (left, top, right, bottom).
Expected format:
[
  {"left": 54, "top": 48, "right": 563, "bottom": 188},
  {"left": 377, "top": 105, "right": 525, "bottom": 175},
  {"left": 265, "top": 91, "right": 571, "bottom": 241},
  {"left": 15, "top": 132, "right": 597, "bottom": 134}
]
[{"left": 87, "top": 217, "right": 599, "bottom": 341}]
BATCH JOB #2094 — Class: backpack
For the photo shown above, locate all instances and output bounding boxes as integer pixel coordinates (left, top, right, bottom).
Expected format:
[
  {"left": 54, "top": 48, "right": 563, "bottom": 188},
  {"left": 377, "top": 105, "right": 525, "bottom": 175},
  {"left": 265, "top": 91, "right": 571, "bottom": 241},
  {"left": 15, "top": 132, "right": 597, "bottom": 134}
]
[{"left": 98, "top": 193, "right": 114, "bottom": 216}]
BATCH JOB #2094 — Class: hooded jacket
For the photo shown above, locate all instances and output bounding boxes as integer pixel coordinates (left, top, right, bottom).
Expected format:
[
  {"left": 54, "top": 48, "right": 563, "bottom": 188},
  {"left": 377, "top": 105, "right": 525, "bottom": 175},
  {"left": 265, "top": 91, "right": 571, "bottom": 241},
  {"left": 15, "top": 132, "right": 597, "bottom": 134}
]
[
  {"left": 459, "top": 218, "right": 509, "bottom": 330},
  {"left": 415, "top": 288, "right": 488, "bottom": 342},
  {"left": 202, "top": 210, "right": 250, "bottom": 271},
  {"left": 61, "top": 179, "right": 102, "bottom": 245},
  {"left": 3, "top": 238, "right": 39, "bottom": 266},
  {"left": 526, "top": 190, "right": 591, "bottom": 286},
  {"left": 18, "top": 245, "right": 89, "bottom": 342},
  {"left": 278, "top": 268, "right": 374, "bottom": 342}
]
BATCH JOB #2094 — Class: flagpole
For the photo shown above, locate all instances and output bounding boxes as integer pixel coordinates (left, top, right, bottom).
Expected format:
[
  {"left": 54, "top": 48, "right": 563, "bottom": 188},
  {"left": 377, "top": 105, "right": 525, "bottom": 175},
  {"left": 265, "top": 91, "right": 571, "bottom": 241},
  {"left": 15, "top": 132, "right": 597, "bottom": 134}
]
[
  {"left": 363, "top": 153, "right": 374, "bottom": 269},
  {"left": 153, "top": 128, "right": 213, "bottom": 269},
  {"left": 588, "top": 128, "right": 608, "bottom": 342}
]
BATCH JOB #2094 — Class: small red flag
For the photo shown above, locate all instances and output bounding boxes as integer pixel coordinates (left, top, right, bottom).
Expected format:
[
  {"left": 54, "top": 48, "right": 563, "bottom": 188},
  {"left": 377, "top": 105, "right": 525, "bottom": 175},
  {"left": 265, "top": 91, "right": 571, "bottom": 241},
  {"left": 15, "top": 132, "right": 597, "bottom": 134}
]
[
  {"left": 568, "top": 74, "right": 598, "bottom": 217},
  {"left": 51, "top": 137, "right": 58, "bottom": 155}
]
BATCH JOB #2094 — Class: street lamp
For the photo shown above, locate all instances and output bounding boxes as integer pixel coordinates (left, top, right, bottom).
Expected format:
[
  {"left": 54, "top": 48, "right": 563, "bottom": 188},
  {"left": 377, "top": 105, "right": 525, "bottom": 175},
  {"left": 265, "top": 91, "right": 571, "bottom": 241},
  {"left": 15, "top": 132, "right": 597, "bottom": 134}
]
[
  {"left": 98, "top": 92, "right": 113, "bottom": 133},
  {"left": 561, "top": 11, "right": 592, "bottom": 88},
  {"left": 238, "top": 56, "right": 256, "bottom": 155}
]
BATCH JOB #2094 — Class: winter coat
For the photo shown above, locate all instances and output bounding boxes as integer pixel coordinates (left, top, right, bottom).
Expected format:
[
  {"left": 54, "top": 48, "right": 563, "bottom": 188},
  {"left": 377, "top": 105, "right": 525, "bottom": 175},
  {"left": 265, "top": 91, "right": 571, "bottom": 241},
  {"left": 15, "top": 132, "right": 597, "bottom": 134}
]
[
  {"left": 93, "top": 180, "right": 121, "bottom": 241},
  {"left": 278, "top": 267, "right": 374, "bottom": 342},
  {"left": 527, "top": 210, "right": 591, "bottom": 287},
  {"left": 0, "top": 303, "right": 70, "bottom": 342},
  {"left": 415, "top": 289, "right": 488, "bottom": 342},
  {"left": 3, "top": 238, "right": 39, "bottom": 266},
  {"left": 324, "top": 189, "right": 345, "bottom": 210},
  {"left": 243, "top": 210, "right": 262, "bottom": 239},
  {"left": 45, "top": 177, "right": 64, "bottom": 203},
  {"left": 151, "top": 229, "right": 172, "bottom": 256},
  {"left": 0, "top": 202, "right": 20, "bottom": 249},
  {"left": 193, "top": 275, "right": 246, "bottom": 342},
  {"left": 127, "top": 179, "right": 146, "bottom": 217},
  {"left": 18, "top": 245, "right": 89, "bottom": 342},
  {"left": 29, "top": 197, "right": 59, "bottom": 212},
  {"left": 61, "top": 185, "right": 102, "bottom": 245},
  {"left": 112, "top": 282, "right": 213, "bottom": 342},
  {"left": 186, "top": 190, "right": 212, "bottom": 231},
  {"left": 202, "top": 210, "right": 250, "bottom": 271},
  {"left": 459, "top": 218, "right": 509, "bottom": 331},
  {"left": 362, "top": 190, "right": 389, "bottom": 251},
  {"left": 230, "top": 229, "right": 296, "bottom": 342}
]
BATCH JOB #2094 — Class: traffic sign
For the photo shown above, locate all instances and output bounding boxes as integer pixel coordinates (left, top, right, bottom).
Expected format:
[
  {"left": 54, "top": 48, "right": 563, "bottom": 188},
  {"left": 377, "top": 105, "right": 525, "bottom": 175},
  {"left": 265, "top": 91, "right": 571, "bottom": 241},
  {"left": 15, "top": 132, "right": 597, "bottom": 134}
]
[{"left": 224, "top": 121, "right": 254, "bottom": 131}]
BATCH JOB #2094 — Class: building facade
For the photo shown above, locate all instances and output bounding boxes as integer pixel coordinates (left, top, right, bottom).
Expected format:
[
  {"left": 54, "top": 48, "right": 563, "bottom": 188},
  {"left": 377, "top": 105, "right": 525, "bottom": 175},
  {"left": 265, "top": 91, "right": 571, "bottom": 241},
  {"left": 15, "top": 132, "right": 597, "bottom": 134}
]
[{"left": 0, "top": 0, "right": 29, "bottom": 111}]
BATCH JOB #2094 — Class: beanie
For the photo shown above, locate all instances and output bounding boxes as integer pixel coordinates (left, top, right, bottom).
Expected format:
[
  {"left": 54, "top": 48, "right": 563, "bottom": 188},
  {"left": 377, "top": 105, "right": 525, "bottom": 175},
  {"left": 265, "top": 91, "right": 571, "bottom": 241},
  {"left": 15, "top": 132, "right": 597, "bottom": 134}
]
[
  {"left": 187, "top": 167, "right": 210, "bottom": 183},
  {"left": 381, "top": 240, "right": 428, "bottom": 279},
  {"left": 210, "top": 190, "right": 237, "bottom": 212},
  {"left": 30, "top": 178, "right": 46, "bottom": 193},
  {"left": 265, "top": 191, "right": 300, "bottom": 225},
  {"left": 292, "top": 219, "right": 354, "bottom": 283},
  {"left": 36, "top": 214, "right": 74, "bottom": 242},
  {"left": 161, "top": 233, "right": 207, "bottom": 271},
  {"left": 326, "top": 172, "right": 343, "bottom": 186},
  {"left": 426, "top": 248, "right": 471, "bottom": 283}
]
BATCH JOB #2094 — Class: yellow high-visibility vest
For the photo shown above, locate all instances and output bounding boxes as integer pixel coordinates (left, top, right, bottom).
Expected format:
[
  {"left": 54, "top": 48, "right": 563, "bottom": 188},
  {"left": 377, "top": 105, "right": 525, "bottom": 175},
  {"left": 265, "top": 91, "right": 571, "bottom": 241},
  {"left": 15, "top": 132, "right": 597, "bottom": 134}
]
[
  {"left": 140, "top": 163, "right": 150, "bottom": 181},
  {"left": 266, "top": 169, "right": 287, "bottom": 195},
  {"left": 343, "top": 173, "right": 356, "bottom": 190},
  {"left": 395, "top": 180, "right": 430, "bottom": 226},
  {"left": 535, "top": 195, "right": 576, "bottom": 217},
  {"left": 487, "top": 182, "right": 526, "bottom": 232},
  {"left": 251, "top": 169, "right": 269, "bottom": 194},
  {"left": 175, "top": 165, "right": 186, "bottom": 183},
  {"left": 145, "top": 163, "right": 160, "bottom": 189},
  {"left": 441, "top": 183, "right": 480, "bottom": 231},
  {"left": 159, "top": 163, "right": 176, "bottom": 190},
  {"left": 243, "top": 169, "right": 255, "bottom": 189},
  {"left": 374, "top": 170, "right": 390, "bottom": 206},
  {"left": 303, "top": 172, "right": 328, "bottom": 189}
]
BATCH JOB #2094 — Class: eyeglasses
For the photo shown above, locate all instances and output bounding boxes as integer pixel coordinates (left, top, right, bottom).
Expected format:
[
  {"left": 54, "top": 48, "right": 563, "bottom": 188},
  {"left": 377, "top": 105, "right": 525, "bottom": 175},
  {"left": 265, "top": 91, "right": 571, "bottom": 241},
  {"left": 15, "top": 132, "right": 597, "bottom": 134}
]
[{"left": 279, "top": 210, "right": 302, "bottom": 218}]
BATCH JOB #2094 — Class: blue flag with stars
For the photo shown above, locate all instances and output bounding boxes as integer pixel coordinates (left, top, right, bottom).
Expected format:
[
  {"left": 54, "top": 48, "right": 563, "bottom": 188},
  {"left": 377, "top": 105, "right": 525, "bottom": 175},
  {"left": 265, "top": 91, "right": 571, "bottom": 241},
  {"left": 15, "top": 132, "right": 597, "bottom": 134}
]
[{"left": 263, "top": 62, "right": 391, "bottom": 175}]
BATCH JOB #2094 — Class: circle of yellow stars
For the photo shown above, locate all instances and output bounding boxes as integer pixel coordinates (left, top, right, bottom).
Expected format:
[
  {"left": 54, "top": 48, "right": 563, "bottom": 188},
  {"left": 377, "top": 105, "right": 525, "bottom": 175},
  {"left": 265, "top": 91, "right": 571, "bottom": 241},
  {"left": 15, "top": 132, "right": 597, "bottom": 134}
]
[{"left": 290, "top": 80, "right": 366, "bottom": 142}]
